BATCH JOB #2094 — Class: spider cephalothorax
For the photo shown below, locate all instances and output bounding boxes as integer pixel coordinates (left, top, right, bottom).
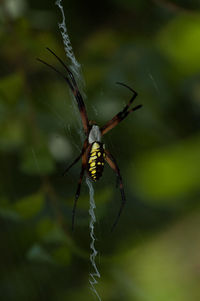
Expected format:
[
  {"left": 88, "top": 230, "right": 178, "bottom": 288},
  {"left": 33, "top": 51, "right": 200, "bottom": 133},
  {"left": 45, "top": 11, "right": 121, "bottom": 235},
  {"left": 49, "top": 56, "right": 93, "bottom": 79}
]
[{"left": 38, "top": 48, "right": 142, "bottom": 231}]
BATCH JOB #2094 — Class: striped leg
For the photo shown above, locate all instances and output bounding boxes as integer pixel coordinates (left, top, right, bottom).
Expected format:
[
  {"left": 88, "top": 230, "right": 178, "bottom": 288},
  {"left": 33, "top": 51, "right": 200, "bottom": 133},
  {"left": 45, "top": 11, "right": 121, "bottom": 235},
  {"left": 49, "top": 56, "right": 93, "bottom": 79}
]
[
  {"left": 62, "top": 139, "right": 88, "bottom": 176},
  {"left": 72, "top": 164, "right": 85, "bottom": 230},
  {"left": 71, "top": 144, "right": 89, "bottom": 230},
  {"left": 37, "top": 48, "right": 90, "bottom": 136},
  {"left": 101, "top": 82, "right": 142, "bottom": 136},
  {"left": 105, "top": 150, "right": 126, "bottom": 231}
]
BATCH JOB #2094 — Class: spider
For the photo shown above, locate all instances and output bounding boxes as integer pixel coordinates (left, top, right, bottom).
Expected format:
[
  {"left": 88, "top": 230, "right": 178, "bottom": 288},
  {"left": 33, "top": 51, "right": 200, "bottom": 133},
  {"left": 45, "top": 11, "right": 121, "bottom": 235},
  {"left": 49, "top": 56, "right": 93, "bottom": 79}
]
[{"left": 37, "top": 48, "right": 142, "bottom": 231}]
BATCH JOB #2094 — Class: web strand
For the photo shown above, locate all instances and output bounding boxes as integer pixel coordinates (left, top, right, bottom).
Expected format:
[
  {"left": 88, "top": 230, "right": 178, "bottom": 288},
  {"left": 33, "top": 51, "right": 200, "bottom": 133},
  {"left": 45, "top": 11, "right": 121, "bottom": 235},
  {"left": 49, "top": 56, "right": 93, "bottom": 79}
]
[{"left": 55, "top": 1, "right": 101, "bottom": 299}]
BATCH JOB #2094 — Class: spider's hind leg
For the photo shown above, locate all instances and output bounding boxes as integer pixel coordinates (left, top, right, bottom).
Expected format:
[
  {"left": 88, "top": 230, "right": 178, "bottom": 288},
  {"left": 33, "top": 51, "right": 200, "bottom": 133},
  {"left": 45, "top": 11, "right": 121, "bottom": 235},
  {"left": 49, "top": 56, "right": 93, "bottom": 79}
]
[
  {"left": 72, "top": 165, "right": 85, "bottom": 231},
  {"left": 71, "top": 142, "right": 90, "bottom": 230},
  {"left": 105, "top": 150, "right": 126, "bottom": 231}
]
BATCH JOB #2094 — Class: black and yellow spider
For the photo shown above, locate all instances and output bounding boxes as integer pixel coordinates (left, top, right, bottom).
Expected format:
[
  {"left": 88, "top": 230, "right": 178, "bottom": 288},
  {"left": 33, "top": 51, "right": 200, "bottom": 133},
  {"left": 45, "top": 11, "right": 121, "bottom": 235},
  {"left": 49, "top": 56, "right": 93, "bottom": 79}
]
[{"left": 37, "top": 48, "right": 142, "bottom": 231}]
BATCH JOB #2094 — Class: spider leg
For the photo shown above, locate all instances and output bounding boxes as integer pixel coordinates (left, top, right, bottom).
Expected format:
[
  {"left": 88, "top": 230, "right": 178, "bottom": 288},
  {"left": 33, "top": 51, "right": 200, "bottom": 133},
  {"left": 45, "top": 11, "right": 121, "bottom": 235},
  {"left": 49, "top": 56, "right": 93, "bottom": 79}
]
[
  {"left": 37, "top": 49, "right": 90, "bottom": 136},
  {"left": 72, "top": 164, "right": 85, "bottom": 230},
  {"left": 116, "top": 82, "right": 138, "bottom": 112},
  {"left": 62, "top": 154, "right": 81, "bottom": 176},
  {"left": 105, "top": 150, "right": 126, "bottom": 231},
  {"left": 100, "top": 83, "right": 142, "bottom": 136},
  {"left": 71, "top": 144, "right": 90, "bottom": 230},
  {"left": 46, "top": 48, "right": 77, "bottom": 88},
  {"left": 46, "top": 48, "right": 90, "bottom": 135},
  {"left": 62, "top": 139, "right": 88, "bottom": 176}
]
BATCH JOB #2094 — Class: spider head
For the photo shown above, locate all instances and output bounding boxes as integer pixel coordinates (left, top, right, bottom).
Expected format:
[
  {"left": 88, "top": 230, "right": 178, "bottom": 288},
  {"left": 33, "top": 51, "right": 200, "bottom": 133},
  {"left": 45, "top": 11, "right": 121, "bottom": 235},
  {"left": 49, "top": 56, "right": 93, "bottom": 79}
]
[{"left": 88, "top": 124, "right": 101, "bottom": 143}]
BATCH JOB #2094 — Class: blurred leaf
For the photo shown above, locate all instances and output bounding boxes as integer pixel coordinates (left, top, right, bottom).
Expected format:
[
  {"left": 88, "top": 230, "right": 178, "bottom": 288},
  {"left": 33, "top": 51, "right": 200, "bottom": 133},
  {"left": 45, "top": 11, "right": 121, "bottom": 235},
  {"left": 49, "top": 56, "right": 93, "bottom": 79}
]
[
  {"left": 13, "top": 192, "right": 44, "bottom": 219},
  {"left": 0, "top": 199, "right": 21, "bottom": 221},
  {"left": 0, "top": 208, "right": 21, "bottom": 221},
  {"left": 36, "top": 218, "right": 67, "bottom": 243},
  {"left": 84, "top": 30, "right": 119, "bottom": 57},
  {"left": 85, "top": 64, "right": 109, "bottom": 88},
  {"left": 0, "top": 119, "right": 24, "bottom": 150},
  {"left": 52, "top": 245, "right": 71, "bottom": 266},
  {"left": 0, "top": 72, "right": 24, "bottom": 104},
  {"left": 126, "top": 210, "right": 200, "bottom": 301},
  {"left": 48, "top": 133, "right": 73, "bottom": 161},
  {"left": 132, "top": 135, "right": 200, "bottom": 204},
  {"left": 84, "top": 30, "right": 119, "bottom": 86},
  {"left": 36, "top": 217, "right": 56, "bottom": 238},
  {"left": 157, "top": 14, "right": 200, "bottom": 77},
  {"left": 27, "top": 244, "right": 54, "bottom": 264},
  {"left": 20, "top": 145, "right": 55, "bottom": 175}
]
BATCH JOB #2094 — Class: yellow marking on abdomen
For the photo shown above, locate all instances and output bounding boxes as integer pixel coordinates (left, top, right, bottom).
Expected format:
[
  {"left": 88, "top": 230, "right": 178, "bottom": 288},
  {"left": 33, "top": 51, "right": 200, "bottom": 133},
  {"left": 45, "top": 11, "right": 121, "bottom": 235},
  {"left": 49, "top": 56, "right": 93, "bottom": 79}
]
[
  {"left": 92, "top": 142, "right": 99, "bottom": 149},
  {"left": 87, "top": 142, "right": 105, "bottom": 182},
  {"left": 91, "top": 151, "right": 96, "bottom": 156},
  {"left": 89, "top": 156, "right": 97, "bottom": 163}
]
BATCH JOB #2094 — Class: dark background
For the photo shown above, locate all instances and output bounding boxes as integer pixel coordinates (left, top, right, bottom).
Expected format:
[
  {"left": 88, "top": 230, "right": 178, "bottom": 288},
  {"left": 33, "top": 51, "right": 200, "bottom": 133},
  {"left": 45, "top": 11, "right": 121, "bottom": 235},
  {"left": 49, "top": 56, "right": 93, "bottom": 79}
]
[{"left": 1, "top": 0, "right": 200, "bottom": 300}]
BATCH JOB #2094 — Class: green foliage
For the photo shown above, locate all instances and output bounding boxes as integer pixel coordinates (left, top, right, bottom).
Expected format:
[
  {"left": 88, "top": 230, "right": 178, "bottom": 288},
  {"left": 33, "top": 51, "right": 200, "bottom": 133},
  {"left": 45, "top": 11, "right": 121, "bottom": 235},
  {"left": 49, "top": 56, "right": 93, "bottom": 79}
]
[
  {"left": 0, "top": 72, "right": 24, "bottom": 104},
  {"left": 20, "top": 145, "right": 55, "bottom": 175},
  {"left": 27, "top": 244, "right": 54, "bottom": 264},
  {"left": 157, "top": 14, "right": 200, "bottom": 77},
  {"left": 133, "top": 134, "right": 200, "bottom": 204},
  {"left": 0, "top": 118, "right": 25, "bottom": 150},
  {"left": 13, "top": 192, "right": 44, "bottom": 218}
]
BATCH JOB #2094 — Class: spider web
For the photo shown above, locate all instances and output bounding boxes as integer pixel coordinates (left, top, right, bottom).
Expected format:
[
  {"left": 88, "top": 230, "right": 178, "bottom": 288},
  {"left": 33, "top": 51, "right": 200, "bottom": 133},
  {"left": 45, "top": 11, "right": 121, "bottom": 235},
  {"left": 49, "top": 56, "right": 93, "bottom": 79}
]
[{"left": 55, "top": 1, "right": 102, "bottom": 300}]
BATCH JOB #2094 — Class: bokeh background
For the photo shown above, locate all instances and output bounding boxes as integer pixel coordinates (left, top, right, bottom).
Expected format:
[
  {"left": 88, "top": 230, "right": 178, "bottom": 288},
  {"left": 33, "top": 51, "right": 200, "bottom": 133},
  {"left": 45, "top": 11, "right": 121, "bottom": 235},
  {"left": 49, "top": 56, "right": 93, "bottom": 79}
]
[{"left": 1, "top": 0, "right": 200, "bottom": 300}]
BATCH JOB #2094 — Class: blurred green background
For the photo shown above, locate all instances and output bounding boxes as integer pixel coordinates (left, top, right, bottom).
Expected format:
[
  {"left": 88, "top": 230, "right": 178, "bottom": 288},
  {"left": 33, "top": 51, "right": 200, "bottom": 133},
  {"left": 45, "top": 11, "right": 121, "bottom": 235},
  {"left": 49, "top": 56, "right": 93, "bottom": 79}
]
[{"left": 1, "top": 0, "right": 200, "bottom": 300}]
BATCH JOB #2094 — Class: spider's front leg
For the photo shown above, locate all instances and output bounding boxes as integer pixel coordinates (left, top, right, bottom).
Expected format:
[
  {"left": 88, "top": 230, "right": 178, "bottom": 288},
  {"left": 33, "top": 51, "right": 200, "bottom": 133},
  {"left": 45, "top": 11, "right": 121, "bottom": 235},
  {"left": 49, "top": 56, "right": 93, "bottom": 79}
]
[
  {"left": 100, "top": 83, "right": 142, "bottom": 136},
  {"left": 37, "top": 48, "right": 90, "bottom": 136},
  {"left": 105, "top": 150, "right": 126, "bottom": 231},
  {"left": 62, "top": 139, "right": 88, "bottom": 176}
]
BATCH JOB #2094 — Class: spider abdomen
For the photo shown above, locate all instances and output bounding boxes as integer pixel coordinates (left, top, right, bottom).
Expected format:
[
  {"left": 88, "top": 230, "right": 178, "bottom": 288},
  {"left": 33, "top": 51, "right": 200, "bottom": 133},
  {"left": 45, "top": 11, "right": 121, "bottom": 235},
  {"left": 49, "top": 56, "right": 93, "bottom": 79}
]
[{"left": 87, "top": 142, "right": 105, "bottom": 182}]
